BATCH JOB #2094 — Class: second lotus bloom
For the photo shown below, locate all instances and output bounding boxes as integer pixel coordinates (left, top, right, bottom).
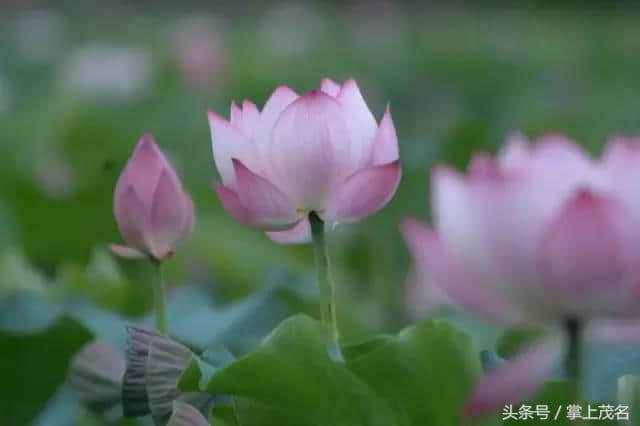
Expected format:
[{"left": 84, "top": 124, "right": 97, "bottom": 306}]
[
  {"left": 208, "top": 78, "right": 401, "bottom": 243},
  {"left": 403, "top": 134, "right": 640, "bottom": 415}
]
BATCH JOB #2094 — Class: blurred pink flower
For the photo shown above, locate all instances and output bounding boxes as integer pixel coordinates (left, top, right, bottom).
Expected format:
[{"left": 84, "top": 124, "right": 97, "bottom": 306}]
[
  {"left": 402, "top": 133, "right": 640, "bottom": 415},
  {"left": 209, "top": 78, "right": 401, "bottom": 244},
  {"left": 111, "top": 134, "right": 194, "bottom": 261},
  {"left": 169, "top": 16, "right": 227, "bottom": 89}
]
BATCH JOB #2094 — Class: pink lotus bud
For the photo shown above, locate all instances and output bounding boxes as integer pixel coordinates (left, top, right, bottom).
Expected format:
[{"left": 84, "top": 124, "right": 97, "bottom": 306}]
[
  {"left": 402, "top": 133, "right": 640, "bottom": 415},
  {"left": 209, "top": 78, "right": 401, "bottom": 244},
  {"left": 111, "top": 134, "right": 194, "bottom": 261}
]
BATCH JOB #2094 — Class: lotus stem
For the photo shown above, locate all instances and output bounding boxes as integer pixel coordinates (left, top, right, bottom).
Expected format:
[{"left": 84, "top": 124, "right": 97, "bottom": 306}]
[
  {"left": 152, "top": 260, "right": 168, "bottom": 334},
  {"left": 566, "top": 317, "right": 582, "bottom": 401},
  {"left": 309, "top": 212, "right": 338, "bottom": 346}
]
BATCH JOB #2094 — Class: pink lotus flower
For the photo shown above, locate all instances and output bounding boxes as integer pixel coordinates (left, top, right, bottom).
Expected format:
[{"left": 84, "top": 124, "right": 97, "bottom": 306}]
[
  {"left": 208, "top": 78, "right": 401, "bottom": 244},
  {"left": 402, "top": 133, "right": 640, "bottom": 415},
  {"left": 110, "top": 134, "right": 194, "bottom": 261}
]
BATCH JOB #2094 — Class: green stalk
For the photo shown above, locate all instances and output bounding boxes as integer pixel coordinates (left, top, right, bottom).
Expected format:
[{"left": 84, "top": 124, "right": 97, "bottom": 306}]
[
  {"left": 566, "top": 317, "right": 582, "bottom": 404},
  {"left": 152, "top": 260, "right": 168, "bottom": 334},
  {"left": 309, "top": 212, "right": 338, "bottom": 344}
]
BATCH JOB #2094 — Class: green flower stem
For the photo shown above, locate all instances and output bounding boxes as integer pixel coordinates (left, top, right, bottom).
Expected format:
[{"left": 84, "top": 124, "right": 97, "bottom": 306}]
[
  {"left": 309, "top": 212, "right": 338, "bottom": 344},
  {"left": 566, "top": 317, "right": 582, "bottom": 403},
  {"left": 152, "top": 260, "right": 168, "bottom": 334}
]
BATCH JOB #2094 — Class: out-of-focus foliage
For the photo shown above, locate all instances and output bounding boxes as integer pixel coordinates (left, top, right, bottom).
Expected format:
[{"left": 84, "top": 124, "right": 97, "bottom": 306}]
[{"left": 2, "top": 1, "right": 640, "bottom": 425}]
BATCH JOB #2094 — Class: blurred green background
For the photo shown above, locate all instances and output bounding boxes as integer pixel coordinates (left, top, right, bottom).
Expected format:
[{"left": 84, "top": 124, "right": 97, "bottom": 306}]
[{"left": 2, "top": 1, "right": 640, "bottom": 424}]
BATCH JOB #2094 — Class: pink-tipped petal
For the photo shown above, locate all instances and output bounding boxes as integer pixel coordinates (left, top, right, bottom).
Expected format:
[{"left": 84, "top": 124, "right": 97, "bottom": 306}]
[
  {"left": 320, "top": 77, "right": 341, "bottom": 97},
  {"left": 229, "top": 101, "right": 242, "bottom": 127},
  {"left": 231, "top": 159, "right": 299, "bottom": 229},
  {"left": 336, "top": 78, "right": 377, "bottom": 168},
  {"left": 269, "top": 91, "right": 352, "bottom": 210},
  {"left": 255, "top": 85, "right": 299, "bottom": 151},
  {"left": 401, "top": 218, "right": 523, "bottom": 324},
  {"left": 208, "top": 110, "right": 257, "bottom": 186},
  {"left": 497, "top": 131, "right": 529, "bottom": 167},
  {"left": 464, "top": 332, "right": 566, "bottom": 416},
  {"left": 266, "top": 219, "right": 311, "bottom": 244},
  {"left": 336, "top": 79, "right": 376, "bottom": 131},
  {"left": 108, "top": 244, "right": 146, "bottom": 259},
  {"left": 115, "top": 134, "right": 171, "bottom": 209},
  {"left": 214, "top": 178, "right": 299, "bottom": 231},
  {"left": 229, "top": 100, "right": 260, "bottom": 140},
  {"left": 537, "top": 190, "right": 636, "bottom": 315},
  {"left": 240, "top": 100, "right": 260, "bottom": 138},
  {"left": 114, "top": 186, "right": 151, "bottom": 254},
  {"left": 212, "top": 182, "right": 253, "bottom": 226},
  {"left": 370, "top": 106, "right": 399, "bottom": 165},
  {"left": 324, "top": 160, "right": 401, "bottom": 222},
  {"left": 150, "top": 170, "right": 189, "bottom": 258}
]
